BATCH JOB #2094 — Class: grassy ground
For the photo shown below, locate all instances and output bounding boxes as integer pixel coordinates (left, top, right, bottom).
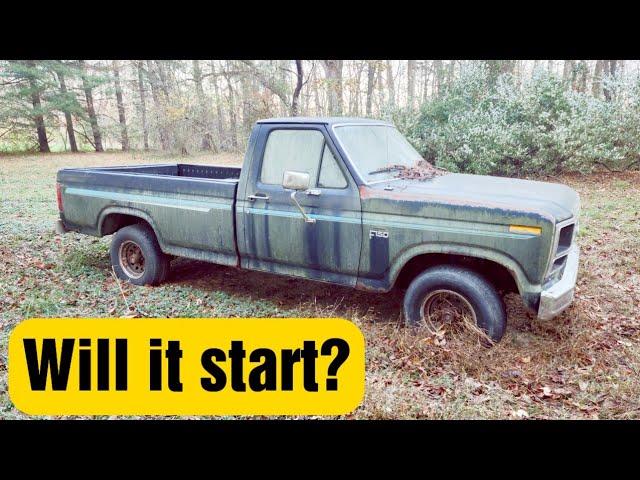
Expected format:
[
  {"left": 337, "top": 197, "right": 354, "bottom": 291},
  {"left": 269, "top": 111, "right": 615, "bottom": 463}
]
[{"left": 1, "top": 151, "right": 639, "bottom": 419}]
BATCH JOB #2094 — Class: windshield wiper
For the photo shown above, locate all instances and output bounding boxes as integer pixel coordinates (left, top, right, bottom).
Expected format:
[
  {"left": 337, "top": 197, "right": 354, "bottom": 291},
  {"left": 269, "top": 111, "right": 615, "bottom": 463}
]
[{"left": 368, "top": 164, "right": 407, "bottom": 175}]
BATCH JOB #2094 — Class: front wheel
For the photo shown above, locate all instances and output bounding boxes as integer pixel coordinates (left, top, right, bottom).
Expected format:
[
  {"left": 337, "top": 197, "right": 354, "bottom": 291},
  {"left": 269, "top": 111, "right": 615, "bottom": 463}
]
[
  {"left": 110, "top": 224, "right": 170, "bottom": 286},
  {"left": 403, "top": 265, "right": 507, "bottom": 344}
]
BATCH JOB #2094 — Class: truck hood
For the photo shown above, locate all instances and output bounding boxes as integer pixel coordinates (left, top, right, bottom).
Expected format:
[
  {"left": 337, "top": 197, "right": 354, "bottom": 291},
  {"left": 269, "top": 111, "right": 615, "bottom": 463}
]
[{"left": 364, "top": 173, "right": 580, "bottom": 223}]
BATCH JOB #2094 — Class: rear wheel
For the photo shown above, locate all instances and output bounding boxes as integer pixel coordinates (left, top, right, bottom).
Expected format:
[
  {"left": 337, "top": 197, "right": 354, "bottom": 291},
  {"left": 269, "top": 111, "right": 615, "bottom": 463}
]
[
  {"left": 403, "top": 265, "right": 507, "bottom": 344},
  {"left": 110, "top": 224, "right": 169, "bottom": 286}
]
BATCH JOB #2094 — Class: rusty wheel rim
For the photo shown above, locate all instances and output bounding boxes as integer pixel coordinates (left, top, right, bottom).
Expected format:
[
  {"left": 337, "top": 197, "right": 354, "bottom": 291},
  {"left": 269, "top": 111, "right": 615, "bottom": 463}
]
[
  {"left": 421, "top": 289, "right": 477, "bottom": 330},
  {"left": 118, "top": 240, "right": 145, "bottom": 279}
]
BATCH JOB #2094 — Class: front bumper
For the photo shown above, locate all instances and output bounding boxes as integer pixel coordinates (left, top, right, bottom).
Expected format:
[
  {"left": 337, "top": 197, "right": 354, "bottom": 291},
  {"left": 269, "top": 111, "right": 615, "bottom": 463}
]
[
  {"left": 55, "top": 219, "right": 69, "bottom": 235},
  {"left": 537, "top": 245, "right": 580, "bottom": 320}
]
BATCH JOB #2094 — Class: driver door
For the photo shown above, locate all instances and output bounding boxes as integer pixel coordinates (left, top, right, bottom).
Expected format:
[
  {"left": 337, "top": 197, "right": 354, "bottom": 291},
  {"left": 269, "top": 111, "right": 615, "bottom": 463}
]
[{"left": 238, "top": 124, "right": 362, "bottom": 287}]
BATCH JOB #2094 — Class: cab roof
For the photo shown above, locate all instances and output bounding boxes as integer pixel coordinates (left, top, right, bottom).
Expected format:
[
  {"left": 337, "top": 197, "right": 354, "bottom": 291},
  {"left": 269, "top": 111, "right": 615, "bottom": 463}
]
[{"left": 256, "top": 117, "right": 393, "bottom": 126}]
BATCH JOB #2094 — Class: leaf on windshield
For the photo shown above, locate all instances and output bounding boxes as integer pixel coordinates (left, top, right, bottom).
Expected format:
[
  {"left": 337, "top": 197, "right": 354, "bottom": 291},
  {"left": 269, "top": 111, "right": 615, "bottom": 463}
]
[{"left": 394, "top": 160, "right": 449, "bottom": 181}]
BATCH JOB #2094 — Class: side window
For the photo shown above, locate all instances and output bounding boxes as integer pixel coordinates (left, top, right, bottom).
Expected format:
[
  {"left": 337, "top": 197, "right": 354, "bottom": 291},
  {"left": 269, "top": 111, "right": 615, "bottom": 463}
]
[
  {"left": 318, "top": 144, "right": 348, "bottom": 188},
  {"left": 260, "top": 129, "right": 325, "bottom": 185}
]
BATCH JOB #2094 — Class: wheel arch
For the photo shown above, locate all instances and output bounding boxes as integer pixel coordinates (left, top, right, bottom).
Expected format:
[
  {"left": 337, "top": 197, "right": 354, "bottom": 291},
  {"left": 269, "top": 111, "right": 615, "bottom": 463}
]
[
  {"left": 390, "top": 244, "right": 531, "bottom": 296},
  {"left": 98, "top": 207, "right": 164, "bottom": 246}
]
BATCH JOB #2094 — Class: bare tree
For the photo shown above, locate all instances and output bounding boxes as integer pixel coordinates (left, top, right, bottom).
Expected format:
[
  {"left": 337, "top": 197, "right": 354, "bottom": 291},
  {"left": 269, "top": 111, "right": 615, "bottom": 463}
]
[
  {"left": 602, "top": 60, "right": 618, "bottom": 101},
  {"left": 322, "top": 60, "right": 343, "bottom": 115},
  {"left": 146, "top": 60, "right": 169, "bottom": 150},
  {"left": 223, "top": 69, "right": 238, "bottom": 150},
  {"left": 192, "top": 60, "right": 214, "bottom": 151},
  {"left": 136, "top": 61, "right": 149, "bottom": 150},
  {"left": 422, "top": 60, "right": 431, "bottom": 102},
  {"left": 79, "top": 60, "right": 103, "bottom": 152},
  {"left": 433, "top": 60, "right": 444, "bottom": 95},
  {"left": 407, "top": 60, "right": 416, "bottom": 109},
  {"left": 240, "top": 60, "right": 289, "bottom": 112},
  {"left": 209, "top": 61, "right": 225, "bottom": 146},
  {"left": 386, "top": 60, "right": 395, "bottom": 108},
  {"left": 592, "top": 60, "right": 604, "bottom": 98},
  {"left": 112, "top": 60, "right": 129, "bottom": 151},
  {"left": 291, "top": 60, "right": 303, "bottom": 116},
  {"left": 563, "top": 60, "right": 575, "bottom": 84},
  {"left": 365, "top": 61, "right": 377, "bottom": 117},
  {"left": 53, "top": 61, "right": 77, "bottom": 152},
  {"left": 24, "top": 60, "right": 50, "bottom": 153}
]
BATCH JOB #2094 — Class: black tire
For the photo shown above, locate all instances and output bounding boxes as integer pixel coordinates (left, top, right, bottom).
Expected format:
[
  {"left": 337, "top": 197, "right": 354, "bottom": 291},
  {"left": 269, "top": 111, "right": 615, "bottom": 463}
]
[
  {"left": 403, "top": 265, "right": 506, "bottom": 343},
  {"left": 110, "top": 223, "right": 170, "bottom": 286}
]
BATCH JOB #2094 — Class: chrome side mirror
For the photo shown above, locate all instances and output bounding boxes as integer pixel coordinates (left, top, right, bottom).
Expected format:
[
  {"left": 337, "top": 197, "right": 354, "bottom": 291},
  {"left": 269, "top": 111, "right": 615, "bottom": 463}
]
[
  {"left": 282, "top": 170, "right": 315, "bottom": 224},
  {"left": 282, "top": 170, "right": 310, "bottom": 190}
]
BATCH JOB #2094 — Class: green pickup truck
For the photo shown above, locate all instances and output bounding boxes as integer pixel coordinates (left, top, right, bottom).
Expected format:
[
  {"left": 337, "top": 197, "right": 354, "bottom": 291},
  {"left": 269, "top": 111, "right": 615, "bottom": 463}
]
[{"left": 56, "top": 117, "right": 580, "bottom": 343}]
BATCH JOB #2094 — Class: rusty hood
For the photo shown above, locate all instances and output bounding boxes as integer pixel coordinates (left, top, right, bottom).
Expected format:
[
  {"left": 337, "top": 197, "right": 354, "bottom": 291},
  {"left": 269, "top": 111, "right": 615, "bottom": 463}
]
[{"left": 361, "top": 173, "right": 580, "bottom": 223}]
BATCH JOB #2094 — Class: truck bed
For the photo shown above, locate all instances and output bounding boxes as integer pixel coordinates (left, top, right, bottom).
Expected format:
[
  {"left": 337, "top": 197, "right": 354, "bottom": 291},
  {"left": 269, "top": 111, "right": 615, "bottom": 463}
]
[
  {"left": 57, "top": 163, "right": 241, "bottom": 267},
  {"left": 85, "top": 163, "right": 241, "bottom": 181}
]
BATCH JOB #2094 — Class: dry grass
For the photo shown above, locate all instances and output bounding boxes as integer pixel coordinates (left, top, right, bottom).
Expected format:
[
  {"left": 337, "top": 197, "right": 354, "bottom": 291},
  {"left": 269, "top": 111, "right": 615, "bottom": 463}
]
[{"left": 1, "top": 151, "right": 639, "bottom": 419}]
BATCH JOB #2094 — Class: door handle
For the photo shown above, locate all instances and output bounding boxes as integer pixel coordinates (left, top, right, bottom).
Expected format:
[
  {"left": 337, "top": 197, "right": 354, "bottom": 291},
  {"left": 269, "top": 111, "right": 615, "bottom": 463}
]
[{"left": 247, "top": 193, "right": 270, "bottom": 202}]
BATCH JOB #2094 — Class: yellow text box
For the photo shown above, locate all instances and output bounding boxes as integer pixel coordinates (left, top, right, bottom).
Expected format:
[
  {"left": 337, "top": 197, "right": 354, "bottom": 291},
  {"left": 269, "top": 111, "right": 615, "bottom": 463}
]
[{"left": 9, "top": 318, "right": 365, "bottom": 416}]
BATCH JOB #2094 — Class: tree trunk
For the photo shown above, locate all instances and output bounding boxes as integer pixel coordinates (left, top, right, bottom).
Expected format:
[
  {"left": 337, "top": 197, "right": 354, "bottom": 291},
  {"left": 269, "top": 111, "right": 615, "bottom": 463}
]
[
  {"left": 602, "top": 60, "right": 616, "bottom": 102},
  {"left": 447, "top": 60, "right": 456, "bottom": 85},
  {"left": 365, "top": 61, "right": 377, "bottom": 117},
  {"left": 591, "top": 60, "right": 603, "bottom": 98},
  {"left": 562, "top": 60, "right": 575, "bottom": 83},
  {"left": 209, "top": 61, "right": 225, "bottom": 148},
  {"left": 193, "top": 60, "right": 214, "bottom": 151},
  {"left": 291, "top": 60, "right": 303, "bottom": 116},
  {"left": 433, "top": 60, "right": 443, "bottom": 95},
  {"left": 352, "top": 61, "right": 365, "bottom": 116},
  {"left": 386, "top": 60, "right": 395, "bottom": 108},
  {"left": 322, "top": 60, "right": 343, "bottom": 115},
  {"left": 156, "top": 61, "right": 170, "bottom": 98},
  {"left": 112, "top": 60, "right": 129, "bottom": 151},
  {"left": 136, "top": 61, "right": 149, "bottom": 150},
  {"left": 79, "top": 60, "right": 103, "bottom": 152},
  {"left": 312, "top": 62, "right": 323, "bottom": 115},
  {"left": 576, "top": 60, "right": 588, "bottom": 93},
  {"left": 422, "top": 60, "right": 431, "bottom": 102},
  {"left": 407, "top": 60, "right": 416, "bottom": 109},
  {"left": 146, "top": 60, "right": 169, "bottom": 150},
  {"left": 376, "top": 64, "right": 385, "bottom": 112},
  {"left": 55, "top": 66, "right": 77, "bottom": 152},
  {"left": 605, "top": 60, "right": 618, "bottom": 101},
  {"left": 25, "top": 60, "right": 50, "bottom": 153},
  {"left": 239, "top": 63, "right": 253, "bottom": 136},
  {"left": 224, "top": 72, "right": 238, "bottom": 150}
]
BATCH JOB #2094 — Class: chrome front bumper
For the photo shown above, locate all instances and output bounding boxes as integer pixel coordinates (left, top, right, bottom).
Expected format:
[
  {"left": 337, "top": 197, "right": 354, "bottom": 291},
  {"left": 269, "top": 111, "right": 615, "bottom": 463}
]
[
  {"left": 55, "top": 219, "right": 69, "bottom": 234},
  {"left": 537, "top": 245, "right": 580, "bottom": 320}
]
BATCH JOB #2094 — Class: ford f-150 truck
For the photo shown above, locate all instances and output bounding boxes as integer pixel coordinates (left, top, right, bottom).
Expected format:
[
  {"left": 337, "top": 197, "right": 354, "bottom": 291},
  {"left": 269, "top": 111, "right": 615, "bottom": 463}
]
[{"left": 55, "top": 117, "right": 581, "bottom": 343}]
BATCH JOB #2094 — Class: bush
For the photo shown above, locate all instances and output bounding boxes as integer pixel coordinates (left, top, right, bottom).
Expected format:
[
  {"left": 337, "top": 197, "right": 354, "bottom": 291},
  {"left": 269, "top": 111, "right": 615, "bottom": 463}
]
[{"left": 392, "top": 63, "right": 640, "bottom": 176}]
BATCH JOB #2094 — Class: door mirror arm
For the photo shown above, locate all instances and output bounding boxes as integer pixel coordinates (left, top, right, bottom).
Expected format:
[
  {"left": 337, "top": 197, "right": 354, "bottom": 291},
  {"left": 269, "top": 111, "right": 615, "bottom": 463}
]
[
  {"left": 290, "top": 190, "right": 316, "bottom": 224},
  {"left": 282, "top": 170, "right": 316, "bottom": 224}
]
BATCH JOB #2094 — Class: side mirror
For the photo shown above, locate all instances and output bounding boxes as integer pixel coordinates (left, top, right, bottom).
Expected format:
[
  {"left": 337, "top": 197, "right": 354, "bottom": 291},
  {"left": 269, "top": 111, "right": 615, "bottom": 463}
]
[
  {"left": 282, "top": 170, "right": 315, "bottom": 224},
  {"left": 282, "top": 170, "right": 310, "bottom": 191}
]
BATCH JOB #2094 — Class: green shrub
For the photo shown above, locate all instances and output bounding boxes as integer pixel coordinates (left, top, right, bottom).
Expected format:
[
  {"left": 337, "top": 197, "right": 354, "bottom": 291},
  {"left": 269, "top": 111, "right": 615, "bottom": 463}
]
[{"left": 392, "top": 63, "right": 640, "bottom": 176}]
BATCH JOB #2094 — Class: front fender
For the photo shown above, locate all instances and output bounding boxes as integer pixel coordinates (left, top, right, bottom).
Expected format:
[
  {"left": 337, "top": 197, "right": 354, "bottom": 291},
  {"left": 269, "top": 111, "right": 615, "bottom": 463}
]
[{"left": 357, "top": 242, "right": 540, "bottom": 298}]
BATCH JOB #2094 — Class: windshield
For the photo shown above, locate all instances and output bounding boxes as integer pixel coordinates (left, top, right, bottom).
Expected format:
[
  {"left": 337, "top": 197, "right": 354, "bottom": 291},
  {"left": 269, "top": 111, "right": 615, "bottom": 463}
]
[{"left": 333, "top": 125, "right": 422, "bottom": 183}]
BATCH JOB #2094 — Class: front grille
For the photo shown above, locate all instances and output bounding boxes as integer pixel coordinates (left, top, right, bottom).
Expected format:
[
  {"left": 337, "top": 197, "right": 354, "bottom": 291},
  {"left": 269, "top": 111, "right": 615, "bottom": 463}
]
[
  {"left": 545, "top": 219, "right": 576, "bottom": 284},
  {"left": 556, "top": 223, "right": 575, "bottom": 256}
]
